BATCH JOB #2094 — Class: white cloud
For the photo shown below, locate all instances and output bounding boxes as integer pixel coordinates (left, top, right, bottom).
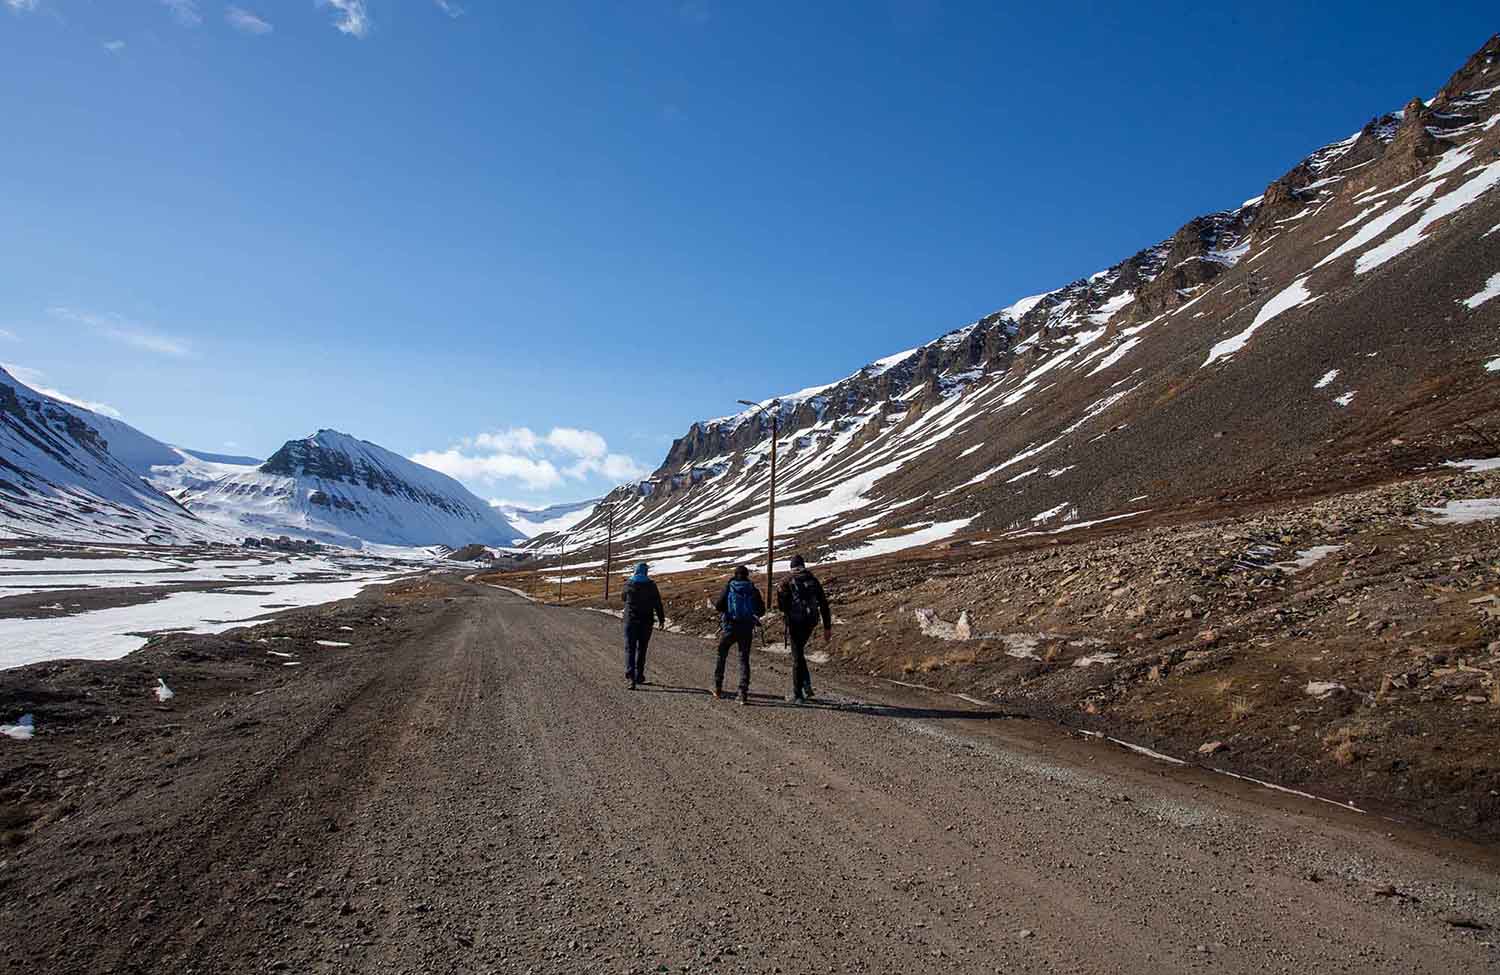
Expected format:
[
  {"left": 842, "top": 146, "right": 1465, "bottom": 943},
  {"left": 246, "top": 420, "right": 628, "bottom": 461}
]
[
  {"left": 48, "top": 307, "right": 192, "bottom": 358},
  {"left": 161, "top": 0, "right": 202, "bottom": 26},
  {"left": 103, "top": 40, "right": 127, "bottom": 53},
  {"left": 411, "top": 449, "right": 563, "bottom": 491},
  {"left": 1, "top": 363, "right": 124, "bottom": 419},
  {"left": 468, "top": 428, "right": 540, "bottom": 453},
  {"left": 434, "top": 0, "right": 464, "bottom": 17},
  {"left": 0, "top": 329, "right": 16, "bottom": 341},
  {"left": 318, "top": 0, "right": 369, "bottom": 38},
  {"left": 546, "top": 427, "right": 607, "bottom": 459},
  {"left": 414, "top": 426, "right": 649, "bottom": 491},
  {"left": 4, "top": 1, "right": 40, "bottom": 13},
  {"left": 226, "top": 6, "right": 272, "bottom": 34}
]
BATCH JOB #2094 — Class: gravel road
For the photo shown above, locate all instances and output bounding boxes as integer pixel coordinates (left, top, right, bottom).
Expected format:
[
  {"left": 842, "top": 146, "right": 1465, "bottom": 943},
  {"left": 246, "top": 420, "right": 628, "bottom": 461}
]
[{"left": 5, "top": 582, "right": 1499, "bottom": 973}]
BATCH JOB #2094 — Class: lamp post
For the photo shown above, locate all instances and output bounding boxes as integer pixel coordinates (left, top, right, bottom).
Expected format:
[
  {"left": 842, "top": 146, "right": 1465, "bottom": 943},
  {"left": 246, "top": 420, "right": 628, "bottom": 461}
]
[{"left": 736, "top": 398, "right": 781, "bottom": 601}]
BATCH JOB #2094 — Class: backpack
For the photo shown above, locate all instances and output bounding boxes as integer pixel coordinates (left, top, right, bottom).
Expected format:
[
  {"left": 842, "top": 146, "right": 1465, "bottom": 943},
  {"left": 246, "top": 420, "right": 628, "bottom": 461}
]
[
  {"left": 725, "top": 580, "right": 758, "bottom": 623},
  {"left": 784, "top": 574, "right": 820, "bottom": 627},
  {"left": 623, "top": 581, "right": 655, "bottom": 617}
]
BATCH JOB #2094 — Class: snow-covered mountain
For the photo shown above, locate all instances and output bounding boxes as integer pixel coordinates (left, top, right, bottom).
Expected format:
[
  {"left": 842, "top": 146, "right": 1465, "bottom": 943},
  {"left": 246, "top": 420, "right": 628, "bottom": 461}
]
[
  {"left": 493, "top": 498, "right": 599, "bottom": 538},
  {"left": 538, "top": 35, "right": 1500, "bottom": 574},
  {"left": 0, "top": 376, "right": 520, "bottom": 550},
  {"left": 0, "top": 367, "right": 218, "bottom": 544},
  {"left": 177, "top": 430, "right": 524, "bottom": 549}
]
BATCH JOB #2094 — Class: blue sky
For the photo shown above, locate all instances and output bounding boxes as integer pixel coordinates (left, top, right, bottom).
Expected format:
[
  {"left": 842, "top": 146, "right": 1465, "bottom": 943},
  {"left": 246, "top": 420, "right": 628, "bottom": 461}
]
[{"left": 2, "top": 2, "right": 1495, "bottom": 506}]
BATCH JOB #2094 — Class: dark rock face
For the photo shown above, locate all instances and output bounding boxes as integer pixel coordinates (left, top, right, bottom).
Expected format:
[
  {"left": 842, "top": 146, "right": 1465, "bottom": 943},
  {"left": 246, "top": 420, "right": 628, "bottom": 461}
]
[{"left": 260, "top": 432, "right": 470, "bottom": 518}]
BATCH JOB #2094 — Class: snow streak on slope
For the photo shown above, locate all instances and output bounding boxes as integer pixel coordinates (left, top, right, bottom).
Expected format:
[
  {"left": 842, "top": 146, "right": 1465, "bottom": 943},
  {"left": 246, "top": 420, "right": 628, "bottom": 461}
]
[
  {"left": 1460, "top": 272, "right": 1500, "bottom": 309},
  {"left": 1203, "top": 278, "right": 1320, "bottom": 367}
]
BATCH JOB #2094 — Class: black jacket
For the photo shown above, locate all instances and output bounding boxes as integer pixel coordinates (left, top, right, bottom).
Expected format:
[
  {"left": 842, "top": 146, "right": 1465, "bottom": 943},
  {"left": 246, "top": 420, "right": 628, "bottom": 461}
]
[
  {"left": 714, "top": 579, "right": 765, "bottom": 629},
  {"left": 776, "top": 570, "right": 832, "bottom": 630},
  {"left": 621, "top": 578, "right": 666, "bottom": 629}
]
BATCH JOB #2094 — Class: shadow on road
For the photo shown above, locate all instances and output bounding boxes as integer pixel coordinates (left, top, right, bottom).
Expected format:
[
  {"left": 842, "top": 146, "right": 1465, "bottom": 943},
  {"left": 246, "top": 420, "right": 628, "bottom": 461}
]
[
  {"left": 778, "top": 698, "right": 1022, "bottom": 721},
  {"left": 634, "top": 683, "right": 708, "bottom": 696}
]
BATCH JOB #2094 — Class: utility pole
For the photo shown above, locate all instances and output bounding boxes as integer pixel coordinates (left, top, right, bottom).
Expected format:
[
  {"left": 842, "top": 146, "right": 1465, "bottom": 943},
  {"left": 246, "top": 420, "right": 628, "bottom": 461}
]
[
  {"left": 737, "top": 399, "right": 781, "bottom": 600},
  {"left": 603, "top": 503, "right": 617, "bottom": 601},
  {"left": 557, "top": 534, "right": 566, "bottom": 603}
]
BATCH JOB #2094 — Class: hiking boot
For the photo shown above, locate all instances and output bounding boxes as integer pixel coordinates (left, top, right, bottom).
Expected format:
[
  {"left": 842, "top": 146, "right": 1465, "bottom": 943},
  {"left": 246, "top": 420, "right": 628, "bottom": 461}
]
[
  {"left": 738, "top": 692, "right": 749, "bottom": 706},
  {"left": 787, "top": 694, "right": 803, "bottom": 706},
  {"left": 712, "top": 688, "right": 723, "bottom": 701},
  {"left": 628, "top": 678, "right": 637, "bottom": 691}
]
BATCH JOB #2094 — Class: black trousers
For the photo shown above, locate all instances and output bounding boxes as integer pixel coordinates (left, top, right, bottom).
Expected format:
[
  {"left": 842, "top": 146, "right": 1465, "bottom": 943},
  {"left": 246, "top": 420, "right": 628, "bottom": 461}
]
[
  {"left": 624, "top": 623, "right": 653, "bottom": 681},
  {"left": 714, "top": 624, "right": 754, "bottom": 694},
  {"left": 787, "top": 623, "right": 815, "bottom": 697}
]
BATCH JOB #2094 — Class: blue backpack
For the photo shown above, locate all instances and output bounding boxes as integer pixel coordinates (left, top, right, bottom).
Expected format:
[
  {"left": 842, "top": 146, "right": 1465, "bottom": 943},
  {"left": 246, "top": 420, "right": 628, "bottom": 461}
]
[{"left": 725, "top": 580, "right": 758, "bottom": 623}]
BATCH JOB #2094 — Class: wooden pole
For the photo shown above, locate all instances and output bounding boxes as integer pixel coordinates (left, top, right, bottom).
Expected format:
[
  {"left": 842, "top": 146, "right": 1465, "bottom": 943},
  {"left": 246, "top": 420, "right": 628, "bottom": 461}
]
[
  {"left": 767, "top": 413, "right": 776, "bottom": 602},
  {"left": 557, "top": 536, "right": 565, "bottom": 603},
  {"left": 604, "top": 505, "right": 614, "bottom": 601}
]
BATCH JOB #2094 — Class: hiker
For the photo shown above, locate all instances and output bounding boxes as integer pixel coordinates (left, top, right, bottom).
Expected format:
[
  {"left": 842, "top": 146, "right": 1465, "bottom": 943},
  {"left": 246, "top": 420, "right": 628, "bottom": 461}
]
[
  {"left": 775, "top": 554, "right": 832, "bottom": 704},
  {"left": 712, "top": 565, "right": 764, "bottom": 705},
  {"left": 621, "top": 562, "right": 666, "bottom": 689}
]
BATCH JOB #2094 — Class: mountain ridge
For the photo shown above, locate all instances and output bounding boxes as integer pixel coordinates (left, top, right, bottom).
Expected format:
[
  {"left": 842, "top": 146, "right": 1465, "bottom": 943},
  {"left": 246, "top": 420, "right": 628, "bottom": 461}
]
[{"left": 531, "top": 34, "right": 1500, "bottom": 575}]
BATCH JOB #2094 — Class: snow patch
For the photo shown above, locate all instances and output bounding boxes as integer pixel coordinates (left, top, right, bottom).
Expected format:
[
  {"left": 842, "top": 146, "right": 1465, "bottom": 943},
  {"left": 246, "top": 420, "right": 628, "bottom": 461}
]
[
  {"left": 1203, "top": 278, "right": 1319, "bottom": 366},
  {"left": 1, "top": 714, "right": 34, "bottom": 740},
  {"left": 1355, "top": 159, "right": 1500, "bottom": 274},
  {"left": 1460, "top": 272, "right": 1500, "bottom": 309},
  {"left": 1445, "top": 458, "right": 1500, "bottom": 473},
  {"left": 1421, "top": 499, "right": 1500, "bottom": 524},
  {"left": 1276, "top": 545, "right": 1342, "bottom": 573},
  {"left": 1314, "top": 369, "right": 1340, "bottom": 389}
]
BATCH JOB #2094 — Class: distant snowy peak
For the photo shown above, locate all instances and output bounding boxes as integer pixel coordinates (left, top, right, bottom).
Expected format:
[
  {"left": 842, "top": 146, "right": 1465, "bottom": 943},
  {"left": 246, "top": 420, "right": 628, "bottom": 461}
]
[
  {"left": 494, "top": 498, "right": 599, "bottom": 539},
  {"left": 259, "top": 430, "right": 487, "bottom": 518},
  {"left": 178, "top": 429, "right": 523, "bottom": 549}
]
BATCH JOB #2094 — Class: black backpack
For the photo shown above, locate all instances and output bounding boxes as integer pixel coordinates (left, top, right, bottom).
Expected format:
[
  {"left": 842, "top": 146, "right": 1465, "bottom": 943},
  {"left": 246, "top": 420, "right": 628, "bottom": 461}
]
[{"left": 784, "top": 574, "right": 820, "bottom": 627}]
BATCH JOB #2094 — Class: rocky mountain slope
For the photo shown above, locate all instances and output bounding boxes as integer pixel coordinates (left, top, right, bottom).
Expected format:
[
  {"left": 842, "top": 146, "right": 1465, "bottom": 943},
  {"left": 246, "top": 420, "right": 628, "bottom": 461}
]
[
  {"left": 0, "top": 367, "right": 217, "bottom": 544},
  {"left": 177, "top": 430, "right": 523, "bottom": 549},
  {"left": 536, "top": 35, "right": 1500, "bottom": 577}
]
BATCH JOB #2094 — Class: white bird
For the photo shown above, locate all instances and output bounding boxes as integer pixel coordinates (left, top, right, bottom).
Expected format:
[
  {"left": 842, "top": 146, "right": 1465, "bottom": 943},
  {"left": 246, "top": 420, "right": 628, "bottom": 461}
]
[{"left": 155, "top": 678, "right": 175, "bottom": 703}]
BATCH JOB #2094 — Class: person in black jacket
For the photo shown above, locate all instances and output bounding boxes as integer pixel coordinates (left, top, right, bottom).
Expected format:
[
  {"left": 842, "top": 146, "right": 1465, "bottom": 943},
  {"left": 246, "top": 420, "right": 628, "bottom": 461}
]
[
  {"left": 712, "top": 565, "right": 765, "bottom": 705},
  {"left": 775, "top": 554, "right": 832, "bottom": 704},
  {"left": 621, "top": 563, "right": 666, "bottom": 689}
]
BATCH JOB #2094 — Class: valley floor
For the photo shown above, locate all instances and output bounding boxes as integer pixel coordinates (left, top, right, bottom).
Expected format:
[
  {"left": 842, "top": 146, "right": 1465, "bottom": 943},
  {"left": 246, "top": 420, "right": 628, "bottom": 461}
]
[
  {"left": 2, "top": 580, "right": 1498, "bottom": 973},
  {"left": 522, "top": 459, "right": 1500, "bottom": 843}
]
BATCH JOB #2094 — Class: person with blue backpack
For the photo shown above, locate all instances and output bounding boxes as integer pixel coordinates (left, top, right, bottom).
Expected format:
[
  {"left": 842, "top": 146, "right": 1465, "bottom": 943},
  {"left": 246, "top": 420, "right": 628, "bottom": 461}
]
[
  {"left": 620, "top": 562, "right": 666, "bottom": 690},
  {"left": 712, "top": 564, "right": 765, "bottom": 705}
]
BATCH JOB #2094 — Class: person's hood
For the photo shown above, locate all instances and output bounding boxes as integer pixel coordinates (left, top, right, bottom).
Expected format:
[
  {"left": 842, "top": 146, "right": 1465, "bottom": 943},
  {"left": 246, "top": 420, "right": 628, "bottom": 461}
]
[{"left": 629, "top": 563, "right": 650, "bottom": 583}]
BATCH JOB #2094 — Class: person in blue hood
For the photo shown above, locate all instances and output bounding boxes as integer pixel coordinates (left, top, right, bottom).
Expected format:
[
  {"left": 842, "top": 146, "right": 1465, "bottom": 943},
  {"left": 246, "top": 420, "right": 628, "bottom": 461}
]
[
  {"left": 711, "top": 564, "right": 765, "bottom": 705},
  {"left": 620, "top": 562, "right": 666, "bottom": 689}
]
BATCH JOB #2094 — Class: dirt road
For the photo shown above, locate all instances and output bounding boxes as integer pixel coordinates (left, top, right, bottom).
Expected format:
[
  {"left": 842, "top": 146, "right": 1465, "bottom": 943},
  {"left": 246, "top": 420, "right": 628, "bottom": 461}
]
[{"left": 4, "top": 581, "right": 1499, "bottom": 973}]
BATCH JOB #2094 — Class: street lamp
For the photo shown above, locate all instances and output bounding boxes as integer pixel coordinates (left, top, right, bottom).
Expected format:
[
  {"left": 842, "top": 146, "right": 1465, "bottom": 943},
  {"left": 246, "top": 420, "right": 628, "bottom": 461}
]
[{"left": 737, "top": 398, "right": 781, "bottom": 601}]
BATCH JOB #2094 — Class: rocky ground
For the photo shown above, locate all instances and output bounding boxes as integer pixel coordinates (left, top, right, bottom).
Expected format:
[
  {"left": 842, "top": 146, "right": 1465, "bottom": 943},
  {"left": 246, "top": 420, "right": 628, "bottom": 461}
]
[
  {"left": 3, "top": 579, "right": 1499, "bottom": 973},
  {"left": 517, "top": 461, "right": 1500, "bottom": 842}
]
